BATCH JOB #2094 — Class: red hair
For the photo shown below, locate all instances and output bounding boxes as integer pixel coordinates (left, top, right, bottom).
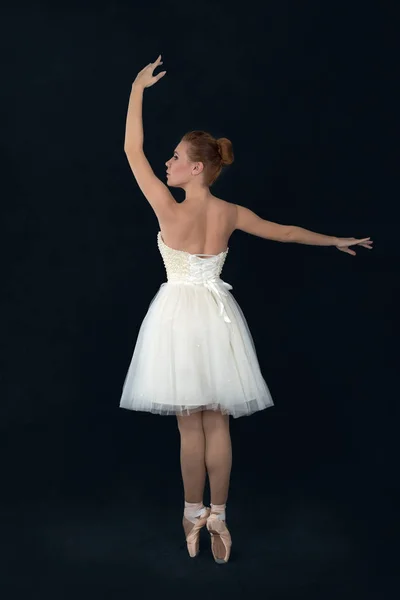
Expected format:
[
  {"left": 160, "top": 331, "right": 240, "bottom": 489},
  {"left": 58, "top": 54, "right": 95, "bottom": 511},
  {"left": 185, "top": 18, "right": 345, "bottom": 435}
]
[{"left": 181, "top": 130, "right": 234, "bottom": 186}]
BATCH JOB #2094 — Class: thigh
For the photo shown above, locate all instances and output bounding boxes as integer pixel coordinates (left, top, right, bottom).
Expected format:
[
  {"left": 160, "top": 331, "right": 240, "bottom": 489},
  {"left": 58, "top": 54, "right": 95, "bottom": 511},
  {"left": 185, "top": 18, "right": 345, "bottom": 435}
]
[
  {"left": 202, "top": 409, "right": 230, "bottom": 433},
  {"left": 176, "top": 411, "right": 204, "bottom": 433}
]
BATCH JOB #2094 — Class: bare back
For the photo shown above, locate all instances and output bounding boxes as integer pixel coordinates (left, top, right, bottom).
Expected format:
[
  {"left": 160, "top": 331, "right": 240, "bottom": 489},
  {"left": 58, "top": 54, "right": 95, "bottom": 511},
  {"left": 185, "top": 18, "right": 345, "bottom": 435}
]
[{"left": 158, "top": 197, "right": 236, "bottom": 257}]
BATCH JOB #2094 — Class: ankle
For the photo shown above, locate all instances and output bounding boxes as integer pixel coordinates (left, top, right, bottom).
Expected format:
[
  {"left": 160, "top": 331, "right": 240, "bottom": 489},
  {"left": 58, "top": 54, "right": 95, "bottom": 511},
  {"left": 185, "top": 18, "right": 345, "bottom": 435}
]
[
  {"left": 184, "top": 500, "right": 208, "bottom": 524},
  {"left": 210, "top": 502, "right": 226, "bottom": 521}
]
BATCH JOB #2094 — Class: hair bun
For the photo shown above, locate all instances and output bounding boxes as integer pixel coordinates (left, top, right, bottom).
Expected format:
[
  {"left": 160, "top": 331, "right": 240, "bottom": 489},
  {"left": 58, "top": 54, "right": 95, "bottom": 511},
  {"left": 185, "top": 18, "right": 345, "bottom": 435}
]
[
  {"left": 181, "top": 130, "right": 234, "bottom": 186},
  {"left": 216, "top": 137, "right": 234, "bottom": 166}
]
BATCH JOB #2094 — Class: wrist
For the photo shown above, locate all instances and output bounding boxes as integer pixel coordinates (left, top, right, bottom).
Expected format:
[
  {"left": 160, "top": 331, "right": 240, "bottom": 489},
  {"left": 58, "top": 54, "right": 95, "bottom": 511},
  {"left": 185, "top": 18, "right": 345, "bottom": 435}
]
[{"left": 132, "top": 82, "right": 144, "bottom": 92}]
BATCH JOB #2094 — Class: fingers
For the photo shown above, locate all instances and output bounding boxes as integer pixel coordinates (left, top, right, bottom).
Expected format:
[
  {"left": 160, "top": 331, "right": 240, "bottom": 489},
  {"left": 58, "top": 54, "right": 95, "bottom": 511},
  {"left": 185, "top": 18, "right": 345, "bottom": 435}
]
[
  {"left": 338, "top": 246, "right": 355, "bottom": 256},
  {"left": 337, "top": 236, "right": 373, "bottom": 256},
  {"left": 144, "top": 70, "right": 167, "bottom": 88},
  {"left": 348, "top": 237, "right": 370, "bottom": 245},
  {"left": 150, "top": 54, "right": 163, "bottom": 67},
  {"left": 149, "top": 55, "right": 165, "bottom": 78},
  {"left": 148, "top": 71, "right": 167, "bottom": 86},
  {"left": 141, "top": 55, "right": 162, "bottom": 73}
]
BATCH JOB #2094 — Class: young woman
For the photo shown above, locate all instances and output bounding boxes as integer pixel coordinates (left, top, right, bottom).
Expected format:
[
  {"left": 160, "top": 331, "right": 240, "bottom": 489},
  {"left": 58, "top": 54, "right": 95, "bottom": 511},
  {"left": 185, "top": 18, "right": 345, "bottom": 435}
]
[{"left": 119, "top": 55, "right": 373, "bottom": 564}]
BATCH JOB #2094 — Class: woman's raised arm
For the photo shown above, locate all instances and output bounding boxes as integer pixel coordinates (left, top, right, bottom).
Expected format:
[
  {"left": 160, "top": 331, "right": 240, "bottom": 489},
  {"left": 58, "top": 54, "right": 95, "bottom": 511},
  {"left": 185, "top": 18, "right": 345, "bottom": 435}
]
[{"left": 123, "top": 56, "right": 175, "bottom": 221}]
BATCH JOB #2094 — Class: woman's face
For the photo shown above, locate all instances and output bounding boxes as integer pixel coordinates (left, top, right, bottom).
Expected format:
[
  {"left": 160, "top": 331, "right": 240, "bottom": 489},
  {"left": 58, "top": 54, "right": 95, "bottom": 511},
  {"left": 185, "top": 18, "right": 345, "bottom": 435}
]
[{"left": 165, "top": 141, "right": 201, "bottom": 187}]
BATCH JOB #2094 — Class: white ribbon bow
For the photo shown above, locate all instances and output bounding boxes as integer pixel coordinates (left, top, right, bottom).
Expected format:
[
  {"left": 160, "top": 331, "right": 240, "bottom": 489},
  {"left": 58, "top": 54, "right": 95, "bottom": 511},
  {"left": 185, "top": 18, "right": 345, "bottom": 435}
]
[{"left": 203, "top": 278, "right": 233, "bottom": 323}]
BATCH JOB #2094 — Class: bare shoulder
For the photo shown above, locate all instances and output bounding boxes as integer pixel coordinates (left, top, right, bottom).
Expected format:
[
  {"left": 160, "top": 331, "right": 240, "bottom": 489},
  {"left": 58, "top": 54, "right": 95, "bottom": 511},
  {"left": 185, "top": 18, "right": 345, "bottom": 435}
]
[{"left": 212, "top": 196, "right": 237, "bottom": 230}]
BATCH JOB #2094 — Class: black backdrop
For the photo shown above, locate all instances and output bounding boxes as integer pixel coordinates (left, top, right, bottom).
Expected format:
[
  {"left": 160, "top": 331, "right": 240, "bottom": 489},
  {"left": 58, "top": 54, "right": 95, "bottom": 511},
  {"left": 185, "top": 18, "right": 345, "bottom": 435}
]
[{"left": 2, "top": 1, "right": 397, "bottom": 598}]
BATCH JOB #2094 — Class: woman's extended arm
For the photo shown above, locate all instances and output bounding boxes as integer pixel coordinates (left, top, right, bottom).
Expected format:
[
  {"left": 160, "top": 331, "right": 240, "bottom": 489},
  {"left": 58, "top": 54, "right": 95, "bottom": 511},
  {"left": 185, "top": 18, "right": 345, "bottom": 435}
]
[
  {"left": 288, "top": 225, "right": 373, "bottom": 255},
  {"left": 124, "top": 84, "right": 145, "bottom": 152},
  {"left": 288, "top": 225, "right": 337, "bottom": 246},
  {"left": 234, "top": 204, "right": 373, "bottom": 256}
]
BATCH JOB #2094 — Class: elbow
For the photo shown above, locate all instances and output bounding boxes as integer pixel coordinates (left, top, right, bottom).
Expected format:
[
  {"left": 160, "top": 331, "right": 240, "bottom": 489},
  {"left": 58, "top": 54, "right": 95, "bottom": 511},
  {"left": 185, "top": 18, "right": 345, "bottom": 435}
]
[
  {"left": 284, "top": 226, "right": 294, "bottom": 242},
  {"left": 265, "top": 223, "right": 293, "bottom": 242},
  {"left": 124, "top": 146, "right": 143, "bottom": 155}
]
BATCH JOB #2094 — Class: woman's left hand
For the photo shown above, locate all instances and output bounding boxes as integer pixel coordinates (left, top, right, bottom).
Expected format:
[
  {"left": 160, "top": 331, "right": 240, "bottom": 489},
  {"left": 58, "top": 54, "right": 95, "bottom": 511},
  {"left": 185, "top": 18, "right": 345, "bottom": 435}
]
[
  {"left": 335, "top": 237, "right": 373, "bottom": 256},
  {"left": 133, "top": 55, "right": 166, "bottom": 90}
]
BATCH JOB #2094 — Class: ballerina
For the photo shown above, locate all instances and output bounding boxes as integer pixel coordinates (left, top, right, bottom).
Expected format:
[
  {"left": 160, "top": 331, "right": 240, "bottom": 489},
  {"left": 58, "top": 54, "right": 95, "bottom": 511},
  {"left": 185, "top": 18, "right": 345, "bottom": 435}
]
[{"left": 120, "top": 55, "right": 373, "bottom": 564}]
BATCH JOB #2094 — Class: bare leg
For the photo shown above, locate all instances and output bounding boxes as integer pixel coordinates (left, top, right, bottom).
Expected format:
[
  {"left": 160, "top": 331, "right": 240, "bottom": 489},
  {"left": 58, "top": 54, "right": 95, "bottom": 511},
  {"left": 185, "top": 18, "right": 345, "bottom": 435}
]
[
  {"left": 177, "top": 411, "right": 208, "bottom": 551},
  {"left": 202, "top": 409, "right": 232, "bottom": 562},
  {"left": 202, "top": 410, "right": 232, "bottom": 506},
  {"left": 176, "top": 411, "right": 207, "bottom": 503}
]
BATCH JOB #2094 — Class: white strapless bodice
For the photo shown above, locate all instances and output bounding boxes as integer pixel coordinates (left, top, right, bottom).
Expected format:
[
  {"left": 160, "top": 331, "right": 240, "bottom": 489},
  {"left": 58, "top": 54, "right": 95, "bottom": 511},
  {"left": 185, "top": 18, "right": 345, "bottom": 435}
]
[{"left": 157, "top": 231, "right": 233, "bottom": 322}]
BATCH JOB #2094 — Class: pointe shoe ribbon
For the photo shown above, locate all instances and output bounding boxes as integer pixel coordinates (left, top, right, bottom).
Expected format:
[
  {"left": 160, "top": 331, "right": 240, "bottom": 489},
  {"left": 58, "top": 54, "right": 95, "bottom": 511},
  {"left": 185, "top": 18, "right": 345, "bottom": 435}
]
[
  {"left": 206, "top": 513, "right": 232, "bottom": 564},
  {"left": 184, "top": 506, "right": 211, "bottom": 558}
]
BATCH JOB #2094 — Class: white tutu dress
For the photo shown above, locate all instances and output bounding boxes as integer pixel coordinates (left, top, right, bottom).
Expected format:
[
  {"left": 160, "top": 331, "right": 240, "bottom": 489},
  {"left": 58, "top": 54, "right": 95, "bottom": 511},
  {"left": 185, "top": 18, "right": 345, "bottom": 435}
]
[{"left": 119, "top": 231, "right": 274, "bottom": 418}]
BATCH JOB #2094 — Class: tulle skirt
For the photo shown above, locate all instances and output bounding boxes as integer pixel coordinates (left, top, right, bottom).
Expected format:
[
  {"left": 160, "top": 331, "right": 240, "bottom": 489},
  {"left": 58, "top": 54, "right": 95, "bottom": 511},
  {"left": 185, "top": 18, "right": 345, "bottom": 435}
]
[{"left": 119, "top": 281, "right": 274, "bottom": 418}]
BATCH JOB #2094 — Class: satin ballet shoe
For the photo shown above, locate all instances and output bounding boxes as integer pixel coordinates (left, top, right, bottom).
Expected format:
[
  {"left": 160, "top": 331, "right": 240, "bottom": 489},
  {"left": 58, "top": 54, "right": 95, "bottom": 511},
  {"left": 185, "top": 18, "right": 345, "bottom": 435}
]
[
  {"left": 182, "top": 506, "right": 211, "bottom": 558},
  {"left": 206, "top": 512, "right": 232, "bottom": 564}
]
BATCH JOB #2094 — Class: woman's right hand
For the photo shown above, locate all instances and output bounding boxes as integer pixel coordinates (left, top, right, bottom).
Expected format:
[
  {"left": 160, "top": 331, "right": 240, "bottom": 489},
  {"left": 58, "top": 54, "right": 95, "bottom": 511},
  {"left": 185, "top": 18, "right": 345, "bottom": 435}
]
[
  {"left": 335, "top": 236, "right": 373, "bottom": 256},
  {"left": 133, "top": 55, "right": 167, "bottom": 90}
]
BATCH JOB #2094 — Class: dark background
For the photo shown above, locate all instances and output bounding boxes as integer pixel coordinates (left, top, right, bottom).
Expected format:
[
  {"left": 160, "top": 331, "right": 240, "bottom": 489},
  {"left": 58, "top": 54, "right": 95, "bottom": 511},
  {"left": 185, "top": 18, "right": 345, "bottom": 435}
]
[{"left": 1, "top": 0, "right": 397, "bottom": 598}]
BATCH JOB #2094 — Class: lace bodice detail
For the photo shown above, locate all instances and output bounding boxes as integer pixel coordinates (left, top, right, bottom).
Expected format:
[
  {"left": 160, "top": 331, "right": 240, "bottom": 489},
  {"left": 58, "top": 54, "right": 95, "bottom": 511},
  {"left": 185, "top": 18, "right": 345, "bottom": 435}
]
[{"left": 157, "top": 231, "right": 229, "bottom": 284}]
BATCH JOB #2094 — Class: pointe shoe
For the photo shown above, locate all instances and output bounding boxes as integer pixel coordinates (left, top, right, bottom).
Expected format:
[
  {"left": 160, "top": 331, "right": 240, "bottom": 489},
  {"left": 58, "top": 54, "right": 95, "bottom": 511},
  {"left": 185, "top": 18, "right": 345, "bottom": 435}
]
[
  {"left": 206, "top": 512, "right": 232, "bottom": 564},
  {"left": 182, "top": 506, "right": 211, "bottom": 558}
]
